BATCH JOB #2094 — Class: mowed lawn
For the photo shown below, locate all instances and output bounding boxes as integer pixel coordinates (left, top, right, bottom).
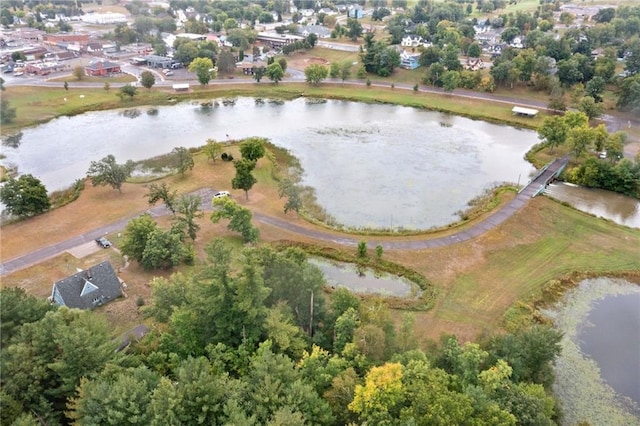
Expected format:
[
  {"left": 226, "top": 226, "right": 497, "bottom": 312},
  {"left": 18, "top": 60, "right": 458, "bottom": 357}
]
[{"left": 386, "top": 196, "right": 640, "bottom": 342}]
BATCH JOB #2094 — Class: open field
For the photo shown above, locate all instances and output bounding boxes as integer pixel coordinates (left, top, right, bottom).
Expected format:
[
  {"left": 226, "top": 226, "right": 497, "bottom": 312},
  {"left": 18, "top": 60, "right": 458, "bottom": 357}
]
[{"left": 2, "top": 144, "right": 638, "bottom": 341}]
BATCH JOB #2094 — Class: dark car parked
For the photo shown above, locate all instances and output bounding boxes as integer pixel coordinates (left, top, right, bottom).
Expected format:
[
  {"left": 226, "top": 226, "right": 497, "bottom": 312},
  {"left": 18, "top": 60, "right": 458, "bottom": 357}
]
[{"left": 96, "top": 237, "right": 111, "bottom": 248}]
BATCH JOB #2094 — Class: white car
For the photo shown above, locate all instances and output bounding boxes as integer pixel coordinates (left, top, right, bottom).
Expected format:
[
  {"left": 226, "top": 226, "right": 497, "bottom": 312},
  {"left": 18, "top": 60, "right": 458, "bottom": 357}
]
[{"left": 214, "top": 191, "right": 230, "bottom": 199}]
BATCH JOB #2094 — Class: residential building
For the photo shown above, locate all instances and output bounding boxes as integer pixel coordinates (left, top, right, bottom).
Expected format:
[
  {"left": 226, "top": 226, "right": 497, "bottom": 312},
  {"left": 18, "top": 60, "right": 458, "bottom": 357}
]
[{"left": 50, "top": 261, "right": 123, "bottom": 310}]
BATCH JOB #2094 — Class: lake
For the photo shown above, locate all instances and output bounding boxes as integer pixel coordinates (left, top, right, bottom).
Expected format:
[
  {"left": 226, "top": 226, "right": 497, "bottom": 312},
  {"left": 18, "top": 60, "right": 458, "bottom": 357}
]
[{"left": 1, "top": 98, "right": 538, "bottom": 229}]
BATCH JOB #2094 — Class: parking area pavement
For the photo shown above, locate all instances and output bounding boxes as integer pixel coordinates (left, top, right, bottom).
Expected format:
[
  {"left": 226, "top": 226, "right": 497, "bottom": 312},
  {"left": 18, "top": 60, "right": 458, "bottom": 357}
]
[{"left": 67, "top": 240, "right": 102, "bottom": 259}]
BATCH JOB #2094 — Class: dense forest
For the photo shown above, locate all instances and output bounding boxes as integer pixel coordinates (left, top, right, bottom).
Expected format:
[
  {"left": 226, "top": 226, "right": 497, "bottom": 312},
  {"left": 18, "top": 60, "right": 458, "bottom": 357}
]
[{"left": 1, "top": 242, "right": 563, "bottom": 425}]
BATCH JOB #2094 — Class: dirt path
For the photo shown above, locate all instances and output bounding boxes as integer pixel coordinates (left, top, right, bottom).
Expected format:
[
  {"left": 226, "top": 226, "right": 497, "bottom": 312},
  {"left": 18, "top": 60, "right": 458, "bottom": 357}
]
[{"left": 0, "top": 160, "right": 567, "bottom": 276}]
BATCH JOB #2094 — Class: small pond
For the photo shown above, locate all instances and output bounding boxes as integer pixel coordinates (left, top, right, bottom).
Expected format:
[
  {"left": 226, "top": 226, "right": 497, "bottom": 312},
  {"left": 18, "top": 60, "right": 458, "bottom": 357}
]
[
  {"left": 308, "top": 257, "right": 418, "bottom": 298},
  {"left": 543, "top": 278, "right": 640, "bottom": 425},
  {"left": 1, "top": 98, "right": 538, "bottom": 229}
]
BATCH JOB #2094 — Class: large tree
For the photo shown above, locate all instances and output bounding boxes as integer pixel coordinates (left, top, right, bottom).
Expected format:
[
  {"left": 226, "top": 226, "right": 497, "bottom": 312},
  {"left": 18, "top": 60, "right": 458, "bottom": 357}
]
[
  {"left": 120, "top": 213, "right": 159, "bottom": 263},
  {"left": 538, "top": 115, "right": 569, "bottom": 153},
  {"left": 203, "top": 138, "right": 223, "bottom": 162},
  {"left": 216, "top": 50, "right": 237, "bottom": 75},
  {"left": 266, "top": 62, "right": 284, "bottom": 84},
  {"left": 145, "top": 182, "right": 177, "bottom": 214},
  {"left": 231, "top": 158, "right": 258, "bottom": 200},
  {"left": 174, "top": 194, "right": 203, "bottom": 241},
  {"left": 171, "top": 146, "right": 195, "bottom": 177},
  {"left": 0, "top": 174, "right": 50, "bottom": 217},
  {"left": 86, "top": 154, "right": 135, "bottom": 193},
  {"left": 305, "top": 64, "right": 329, "bottom": 85},
  {"left": 211, "top": 197, "right": 259, "bottom": 243},
  {"left": 139, "top": 70, "right": 155, "bottom": 90},
  {"left": 188, "top": 57, "right": 215, "bottom": 85},
  {"left": 239, "top": 137, "right": 266, "bottom": 162},
  {"left": 1, "top": 308, "right": 117, "bottom": 424}
]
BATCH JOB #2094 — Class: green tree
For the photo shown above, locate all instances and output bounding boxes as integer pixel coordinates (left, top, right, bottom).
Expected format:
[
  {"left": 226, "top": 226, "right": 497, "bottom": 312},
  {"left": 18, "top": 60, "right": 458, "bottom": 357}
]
[
  {"left": 203, "top": 138, "right": 223, "bottom": 162},
  {"left": 442, "top": 70, "right": 460, "bottom": 92},
  {"left": 334, "top": 307, "right": 359, "bottom": 354},
  {"left": 171, "top": 146, "right": 194, "bottom": 177},
  {"left": 304, "top": 64, "right": 329, "bottom": 85},
  {"left": 487, "top": 325, "right": 562, "bottom": 387},
  {"left": 357, "top": 240, "right": 368, "bottom": 258},
  {"left": 578, "top": 96, "right": 604, "bottom": 119},
  {"left": 188, "top": 57, "right": 215, "bottom": 85},
  {"left": 86, "top": 154, "right": 135, "bottom": 193},
  {"left": 265, "top": 302, "right": 308, "bottom": 359},
  {"left": 585, "top": 76, "right": 605, "bottom": 102},
  {"left": 72, "top": 65, "right": 85, "bottom": 80},
  {"left": 278, "top": 57, "right": 288, "bottom": 73},
  {"left": 1, "top": 308, "right": 116, "bottom": 424},
  {"left": 232, "top": 158, "right": 258, "bottom": 200},
  {"left": 140, "top": 70, "right": 155, "bottom": 90},
  {"left": 174, "top": 194, "right": 203, "bottom": 241},
  {"left": 257, "top": 246, "right": 326, "bottom": 335},
  {"left": 253, "top": 66, "right": 266, "bottom": 82},
  {"left": 0, "top": 174, "right": 50, "bottom": 217},
  {"left": 141, "top": 228, "right": 185, "bottom": 269},
  {"left": 330, "top": 62, "right": 340, "bottom": 78},
  {"left": 145, "top": 182, "right": 177, "bottom": 214},
  {"left": 68, "top": 367, "right": 160, "bottom": 425},
  {"left": 0, "top": 288, "right": 54, "bottom": 347},
  {"left": 538, "top": 115, "right": 569, "bottom": 153},
  {"left": 266, "top": 62, "right": 284, "bottom": 84},
  {"left": 617, "top": 74, "right": 640, "bottom": 113},
  {"left": 339, "top": 61, "right": 352, "bottom": 84},
  {"left": 118, "top": 84, "right": 138, "bottom": 100},
  {"left": 467, "top": 42, "right": 481, "bottom": 58},
  {"left": 211, "top": 197, "right": 259, "bottom": 243},
  {"left": 239, "top": 137, "right": 266, "bottom": 161},
  {"left": 346, "top": 18, "right": 363, "bottom": 41},
  {"left": 0, "top": 98, "right": 16, "bottom": 124},
  {"left": 217, "top": 50, "right": 237, "bottom": 75},
  {"left": 120, "top": 214, "right": 159, "bottom": 263},
  {"left": 277, "top": 178, "right": 302, "bottom": 214},
  {"left": 243, "top": 342, "right": 334, "bottom": 424},
  {"left": 148, "top": 357, "right": 241, "bottom": 425}
]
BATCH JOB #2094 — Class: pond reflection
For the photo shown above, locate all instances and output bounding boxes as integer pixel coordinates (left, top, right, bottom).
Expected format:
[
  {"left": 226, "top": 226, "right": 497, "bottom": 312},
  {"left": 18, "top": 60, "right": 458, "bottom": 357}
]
[{"left": 308, "top": 257, "right": 417, "bottom": 298}]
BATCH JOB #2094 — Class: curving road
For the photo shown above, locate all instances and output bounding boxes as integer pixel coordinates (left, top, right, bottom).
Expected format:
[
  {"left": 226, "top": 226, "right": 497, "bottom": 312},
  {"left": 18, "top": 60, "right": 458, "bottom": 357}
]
[{"left": 0, "top": 158, "right": 568, "bottom": 276}]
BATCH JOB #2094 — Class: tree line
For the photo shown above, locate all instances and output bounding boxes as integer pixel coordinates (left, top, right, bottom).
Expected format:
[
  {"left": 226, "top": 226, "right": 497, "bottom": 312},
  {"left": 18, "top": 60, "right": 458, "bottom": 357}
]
[{"left": 1, "top": 239, "right": 563, "bottom": 425}]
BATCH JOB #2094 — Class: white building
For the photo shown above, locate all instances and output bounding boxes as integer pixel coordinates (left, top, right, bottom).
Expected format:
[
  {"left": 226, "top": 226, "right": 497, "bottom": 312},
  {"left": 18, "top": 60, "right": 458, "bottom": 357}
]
[{"left": 81, "top": 13, "right": 127, "bottom": 25}]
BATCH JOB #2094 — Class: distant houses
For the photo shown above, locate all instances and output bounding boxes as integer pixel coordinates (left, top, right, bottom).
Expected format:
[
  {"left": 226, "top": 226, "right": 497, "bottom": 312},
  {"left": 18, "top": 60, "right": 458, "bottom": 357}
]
[{"left": 50, "top": 261, "right": 123, "bottom": 310}]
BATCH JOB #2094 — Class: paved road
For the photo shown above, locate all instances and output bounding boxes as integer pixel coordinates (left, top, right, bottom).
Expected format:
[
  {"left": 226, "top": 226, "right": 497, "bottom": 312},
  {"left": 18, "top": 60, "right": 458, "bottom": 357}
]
[{"left": 0, "top": 160, "right": 567, "bottom": 276}]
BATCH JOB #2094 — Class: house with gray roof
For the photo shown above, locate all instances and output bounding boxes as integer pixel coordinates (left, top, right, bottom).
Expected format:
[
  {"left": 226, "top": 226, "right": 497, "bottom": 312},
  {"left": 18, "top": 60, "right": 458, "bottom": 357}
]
[{"left": 51, "top": 261, "right": 122, "bottom": 310}]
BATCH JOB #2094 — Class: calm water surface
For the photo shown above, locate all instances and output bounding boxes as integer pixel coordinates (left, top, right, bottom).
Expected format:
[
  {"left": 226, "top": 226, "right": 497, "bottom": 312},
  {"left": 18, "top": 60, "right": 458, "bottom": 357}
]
[
  {"left": 547, "top": 278, "right": 640, "bottom": 425},
  {"left": 580, "top": 293, "right": 640, "bottom": 406},
  {"left": 1, "top": 98, "right": 540, "bottom": 229},
  {"left": 545, "top": 182, "right": 640, "bottom": 228},
  {"left": 308, "top": 257, "right": 416, "bottom": 297}
]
